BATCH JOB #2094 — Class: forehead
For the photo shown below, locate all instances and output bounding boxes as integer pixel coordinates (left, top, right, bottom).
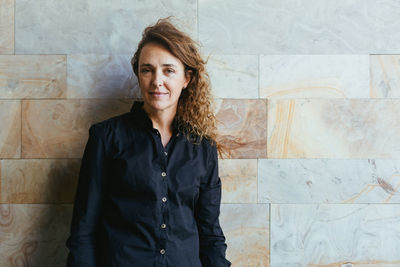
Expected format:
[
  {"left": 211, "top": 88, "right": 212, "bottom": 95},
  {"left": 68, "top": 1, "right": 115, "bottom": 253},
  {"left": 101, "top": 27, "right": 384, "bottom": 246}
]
[{"left": 139, "top": 43, "right": 183, "bottom": 67}]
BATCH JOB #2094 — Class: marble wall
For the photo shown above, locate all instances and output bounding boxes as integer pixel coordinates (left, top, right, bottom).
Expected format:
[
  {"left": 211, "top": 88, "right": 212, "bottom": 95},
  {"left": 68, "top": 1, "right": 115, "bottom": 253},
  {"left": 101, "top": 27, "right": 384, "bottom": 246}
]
[{"left": 1, "top": 0, "right": 400, "bottom": 266}]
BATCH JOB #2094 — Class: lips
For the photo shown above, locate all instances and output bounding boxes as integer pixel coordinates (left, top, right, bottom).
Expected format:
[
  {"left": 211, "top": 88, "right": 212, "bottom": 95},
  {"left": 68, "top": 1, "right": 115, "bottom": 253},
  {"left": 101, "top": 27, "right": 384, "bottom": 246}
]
[{"left": 149, "top": 92, "right": 168, "bottom": 97}]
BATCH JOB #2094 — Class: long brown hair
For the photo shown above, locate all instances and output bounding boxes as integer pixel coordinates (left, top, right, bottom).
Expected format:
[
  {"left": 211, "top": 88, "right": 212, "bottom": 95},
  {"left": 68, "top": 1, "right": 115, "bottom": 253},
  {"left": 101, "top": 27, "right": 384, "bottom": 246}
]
[{"left": 131, "top": 17, "right": 227, "bottom": 157}]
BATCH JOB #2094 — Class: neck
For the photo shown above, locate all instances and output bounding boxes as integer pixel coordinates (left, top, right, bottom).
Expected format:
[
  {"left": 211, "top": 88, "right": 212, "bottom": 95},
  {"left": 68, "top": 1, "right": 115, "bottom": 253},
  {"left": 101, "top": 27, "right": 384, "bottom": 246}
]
[{"left": 142, "top": 103, "right": 176, "bottom": 135}]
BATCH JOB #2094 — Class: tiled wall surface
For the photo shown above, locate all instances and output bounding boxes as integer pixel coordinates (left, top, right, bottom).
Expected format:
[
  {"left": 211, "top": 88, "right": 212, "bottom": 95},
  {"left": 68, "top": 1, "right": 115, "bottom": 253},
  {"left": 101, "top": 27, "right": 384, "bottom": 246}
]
[{"left": 1, "top": 0, "right": 400, "bottom": 266}]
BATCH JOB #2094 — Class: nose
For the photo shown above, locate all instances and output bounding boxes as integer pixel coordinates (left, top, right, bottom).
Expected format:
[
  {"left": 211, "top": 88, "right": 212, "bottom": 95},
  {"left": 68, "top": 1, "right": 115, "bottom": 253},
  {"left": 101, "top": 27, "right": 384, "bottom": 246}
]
[{"left": 152, "top": 69, "right": 163, "bottom": 88}]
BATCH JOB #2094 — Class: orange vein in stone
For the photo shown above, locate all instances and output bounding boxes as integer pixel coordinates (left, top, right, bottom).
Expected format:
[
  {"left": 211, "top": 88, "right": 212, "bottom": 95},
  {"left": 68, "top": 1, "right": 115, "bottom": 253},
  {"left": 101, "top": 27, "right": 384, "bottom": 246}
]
[
  {"left": 343, "top": 183, "right": 378, "bottom": 203},
  {"left": 384, "top": 174, "right": 400, "bottom": 203},
  {"left": 263, "top": 86, "right": 346, "bottom": 98},
  {"left": 282, "top": 100, "right": 295, "bottom": 158}
]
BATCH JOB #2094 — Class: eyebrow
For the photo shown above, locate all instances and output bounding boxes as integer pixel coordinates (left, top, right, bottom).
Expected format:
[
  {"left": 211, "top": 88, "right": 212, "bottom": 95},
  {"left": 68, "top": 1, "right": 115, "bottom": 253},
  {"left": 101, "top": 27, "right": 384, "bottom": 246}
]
[{"left": 139, "top": 63, "right": 178, "bottom": 68}]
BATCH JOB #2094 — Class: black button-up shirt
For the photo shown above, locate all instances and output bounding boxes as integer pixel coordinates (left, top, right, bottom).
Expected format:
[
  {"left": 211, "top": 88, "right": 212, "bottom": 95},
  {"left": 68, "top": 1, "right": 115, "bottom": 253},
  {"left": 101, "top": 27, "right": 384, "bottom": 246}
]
[{"left": 66, "top": 101, "right": 231, "bottom": 267}]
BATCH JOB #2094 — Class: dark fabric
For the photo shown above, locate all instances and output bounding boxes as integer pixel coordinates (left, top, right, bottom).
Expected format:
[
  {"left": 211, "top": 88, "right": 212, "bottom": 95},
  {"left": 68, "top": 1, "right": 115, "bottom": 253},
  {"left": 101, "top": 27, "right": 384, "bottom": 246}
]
[{"left": 66, "top": 101, "right": 231, "bottom": 267}]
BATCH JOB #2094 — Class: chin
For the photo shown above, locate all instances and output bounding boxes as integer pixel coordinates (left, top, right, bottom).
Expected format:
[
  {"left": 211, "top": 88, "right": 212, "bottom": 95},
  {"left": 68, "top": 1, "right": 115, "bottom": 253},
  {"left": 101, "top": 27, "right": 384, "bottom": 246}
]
[{"left": 144, "top": 99, "right": 176, "bottom": 112}]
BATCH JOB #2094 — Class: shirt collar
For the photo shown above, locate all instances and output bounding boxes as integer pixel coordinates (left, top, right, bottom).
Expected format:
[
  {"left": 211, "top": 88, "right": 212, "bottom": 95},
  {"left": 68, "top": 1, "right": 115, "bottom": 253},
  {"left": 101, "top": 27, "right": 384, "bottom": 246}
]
[{"left": 130, "top": 101, "right": 180, "bottom": 134}]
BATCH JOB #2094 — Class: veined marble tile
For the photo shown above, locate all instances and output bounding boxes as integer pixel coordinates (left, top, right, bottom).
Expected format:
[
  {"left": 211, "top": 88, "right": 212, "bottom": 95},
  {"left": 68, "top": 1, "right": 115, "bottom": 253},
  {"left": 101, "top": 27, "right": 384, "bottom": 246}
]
[
  {"left": 220, "top": 204, "right": 269, "bottom": 267},
  {"left": 0, "top": 101, "right": 20, "bottom": 158},
  {"left": 258, "top": 159, "right": 400, "bottom": 204},
  {"left": 219, "top": 159, "right": 257, "bottom": 203},
  {"left": 271, "top": 204, "right": 400, "bottom": 266},
  {"left": 1, "top": 159, "right": 80, "bottom": 204},
  {"left": 0, "top": 0, "right": 14, "bottom": 54},
  {"left": 207, "top": 55, "right": 258, "bottom": 99},
  {"left": 215, "top": 99, "right": 267, "bottom": 159},
  {"left": 268, "top": 99, "right": 400, "bottom": 159},
  {"left": 199, "top": 0, "right": 400, "bottom": 54},
  {"left": 260, "top": 55, "right": 369, "bottom": 98},
  {"left": 15, "top": 0, "right": 197, "bottom": 54},
  {"left": 0, "top": 55, "right": 66, "bottom": 98},
  {"left": 370, "top": 55, "right": 400, "bottom": 98},
  {"left": 0, "top": 204, "right": 72, "bottom": 266},
  {"left": 67, "top": 54, "right": 140, "bottom": 98},
  {"left": 21, "top": 99, "right": 131, "bottom": 158}
]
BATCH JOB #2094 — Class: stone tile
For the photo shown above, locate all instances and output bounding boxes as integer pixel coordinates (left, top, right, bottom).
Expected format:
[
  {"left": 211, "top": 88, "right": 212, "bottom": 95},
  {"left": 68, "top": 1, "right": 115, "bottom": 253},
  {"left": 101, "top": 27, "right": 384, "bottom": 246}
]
[
  {"left": 0, "top": 101, "right": 21, "bottom": 158},
  {"left": 1, "top": 159, "right": 80, "bottom": 204},
  {"left": 215, "top": 99, "right": 267, "bottom": 159},
  {"left": 370, "top": 55, "right": 400, "bottom": 98},
  {"left": 309, "top": 261, "right": 400, "bottom": 267},
  {"left": 207, "top": 55, "right": 258, "bottom": 98},
  {"left": 0, "top": 204, "right": 72, "bottom": 266},
  {"left": 199, "top": 0, "right": 400, "bottom": 54},
  {"left": 271, "top": 204, "right": 400, "bottom": 266},
  {"left": 258, "top": 159, "right": 400, "bottom": 204},
  {"left": 260, "top": 55, "right": 369, "bottom": 98},
  {"left": 21, "top": 99, "right": 132, "bottom": 158},
  {"left": 220, "top": 204, "right": 269, "bottom": 266},
  {"left": 268, "top": 99, "right": 400, "bottom": 159},
  {"left": 219, "top": 159, "right": 257, "bottom": 203},
  {"left": 15, "top": 0, "right": 197, "bottom": 54},
  {"left": 67, "top": 54, "right": 140, "bottom": 98},
  {"left": 0, "top": 0, "right": 14, "bottom": 54},
  {"left": 0, "top": 55, "right": 66, "bottom": 98}
]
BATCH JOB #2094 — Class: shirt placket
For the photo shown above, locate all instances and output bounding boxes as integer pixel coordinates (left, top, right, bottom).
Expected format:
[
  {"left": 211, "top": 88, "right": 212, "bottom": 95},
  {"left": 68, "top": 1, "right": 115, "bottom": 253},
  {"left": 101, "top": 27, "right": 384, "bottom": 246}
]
[{"left": 153, "top": 129, "right": 169, "bottom": 266}]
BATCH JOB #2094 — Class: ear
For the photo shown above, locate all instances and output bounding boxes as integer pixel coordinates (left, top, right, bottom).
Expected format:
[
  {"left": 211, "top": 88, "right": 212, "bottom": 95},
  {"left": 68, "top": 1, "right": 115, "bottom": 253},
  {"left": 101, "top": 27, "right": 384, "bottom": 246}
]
[{"left": 183, "top": 70, "right": 193, "bottom": 89}]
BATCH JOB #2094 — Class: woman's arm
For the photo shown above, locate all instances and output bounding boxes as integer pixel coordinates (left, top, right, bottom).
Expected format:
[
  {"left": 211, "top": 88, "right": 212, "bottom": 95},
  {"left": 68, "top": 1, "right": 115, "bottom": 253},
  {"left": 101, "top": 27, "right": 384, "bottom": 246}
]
[
  {"left": 195, "top": 144, "right": 231, "bottom": 267},
  {"left": 66, "top": 124, "right": 108, "bottom": 267}
]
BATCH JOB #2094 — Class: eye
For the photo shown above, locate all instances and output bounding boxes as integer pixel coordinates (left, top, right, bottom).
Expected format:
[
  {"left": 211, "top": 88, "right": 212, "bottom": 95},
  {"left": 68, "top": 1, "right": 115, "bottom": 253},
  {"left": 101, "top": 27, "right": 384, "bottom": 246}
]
[
  {"left": 140, "top": 68, "right": 151, "bottom": 73},
  {"left": 166, "top": 68, "right": 175, "bottom": 74}
]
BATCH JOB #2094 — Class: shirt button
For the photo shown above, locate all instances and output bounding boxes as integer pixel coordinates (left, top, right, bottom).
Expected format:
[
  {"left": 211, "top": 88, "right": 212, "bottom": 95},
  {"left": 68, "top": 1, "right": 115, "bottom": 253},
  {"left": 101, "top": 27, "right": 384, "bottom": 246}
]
[
  {"left": 160, "top": 249, "right": 165, "bottom": 254},
  {"left": 161, "top": 223, "right": 166, "bottom": 229},
  {"left": 161, "top": 172, "right": 166, "bottom": 177},
  {"left": 162, "top": 197, "right": 167, "bottom": 202},
  {"left": 164, "top": 151, "right": 168, "bottom": 156}
]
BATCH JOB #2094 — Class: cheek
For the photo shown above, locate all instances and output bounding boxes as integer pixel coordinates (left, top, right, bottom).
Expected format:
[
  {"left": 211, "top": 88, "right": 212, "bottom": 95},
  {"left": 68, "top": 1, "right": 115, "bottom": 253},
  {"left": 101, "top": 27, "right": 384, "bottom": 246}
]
[{"left": 138, "top": 76, "right": 148, "bottom": 87}]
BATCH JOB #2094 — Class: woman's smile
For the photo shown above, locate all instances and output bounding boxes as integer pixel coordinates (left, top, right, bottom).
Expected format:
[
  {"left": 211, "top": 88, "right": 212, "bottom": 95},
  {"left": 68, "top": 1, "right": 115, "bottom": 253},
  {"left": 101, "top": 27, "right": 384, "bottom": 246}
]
[{"left": 148, "top": 91, "right": 169, "bottom": 97}]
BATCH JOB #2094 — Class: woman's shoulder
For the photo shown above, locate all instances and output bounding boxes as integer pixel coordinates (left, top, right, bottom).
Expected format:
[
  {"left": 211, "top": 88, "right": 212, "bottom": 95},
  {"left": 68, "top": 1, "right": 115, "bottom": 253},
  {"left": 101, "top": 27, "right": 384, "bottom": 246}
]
[{"left": 88, "top": 111, "right": 134, "bottom": 138}]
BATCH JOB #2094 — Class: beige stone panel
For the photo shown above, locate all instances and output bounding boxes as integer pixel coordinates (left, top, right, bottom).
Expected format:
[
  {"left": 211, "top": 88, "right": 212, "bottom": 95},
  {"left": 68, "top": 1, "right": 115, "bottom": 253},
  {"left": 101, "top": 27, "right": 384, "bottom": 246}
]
[
  {"left": 220, "top": 204, "right": 269, "bottom": 267},
  {"left": 22, "top": 99, "right": 132, "bottom": 158},
  {"left": 219, "top": 159, "right": 257, "bottom": 203},
  {"left": 0, "top": 100, "right": 21, "bottom": 158},
  {"left": 215, "top": 99, "right": 267, "bottom": 159},
  {"left": 268, "top": 99, "right": 400, "bottom": 159},
  {"left": 0, "top": 0, "right": 14, "bottom": 54},
  {"left": 0, "top": 55, "right": 66, "bottom": 98},
  {"left": 1, "top": 159, "right": 80, "bottom": 204},
  {"left": 260, "top": 55, "right": 369, "bottom": 99},
  {"left": 370, "top": 55, "right": 400, "bottom": 98},
  {"left": 0, "top": 204, "right": 72, "bottom": 266}
]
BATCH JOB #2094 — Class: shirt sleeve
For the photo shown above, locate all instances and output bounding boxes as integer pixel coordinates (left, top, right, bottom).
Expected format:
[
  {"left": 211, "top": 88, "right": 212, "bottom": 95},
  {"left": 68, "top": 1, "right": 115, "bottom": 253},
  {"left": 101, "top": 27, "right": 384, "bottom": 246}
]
[
  {"left": 195, "top": 143, "right": 232, "bottom": 267},
  {"left": 66, "top": 124, "right": 108, "bottom": 267}
]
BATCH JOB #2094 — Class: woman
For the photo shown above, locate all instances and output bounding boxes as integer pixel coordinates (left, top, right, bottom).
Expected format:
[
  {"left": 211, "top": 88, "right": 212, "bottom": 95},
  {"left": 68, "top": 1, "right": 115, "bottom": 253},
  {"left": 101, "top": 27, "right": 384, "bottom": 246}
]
[{"left": 66, "top": 18, "right": 231, "bottom": 267}]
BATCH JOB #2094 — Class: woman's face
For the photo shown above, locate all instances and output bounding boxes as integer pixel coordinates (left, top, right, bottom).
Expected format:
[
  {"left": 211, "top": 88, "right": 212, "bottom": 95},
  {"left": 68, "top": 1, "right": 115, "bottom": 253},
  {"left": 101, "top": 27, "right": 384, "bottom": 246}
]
[{"left": 138, "top": 42, "right": 190, "bottom": 114}]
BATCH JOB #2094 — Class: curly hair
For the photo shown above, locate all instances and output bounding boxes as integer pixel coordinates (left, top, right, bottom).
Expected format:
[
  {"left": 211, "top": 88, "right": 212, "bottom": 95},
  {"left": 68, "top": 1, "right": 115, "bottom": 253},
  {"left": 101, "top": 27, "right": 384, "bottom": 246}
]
[{"left": 131, "top": 18, "right": 228, "bottom": 157}]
